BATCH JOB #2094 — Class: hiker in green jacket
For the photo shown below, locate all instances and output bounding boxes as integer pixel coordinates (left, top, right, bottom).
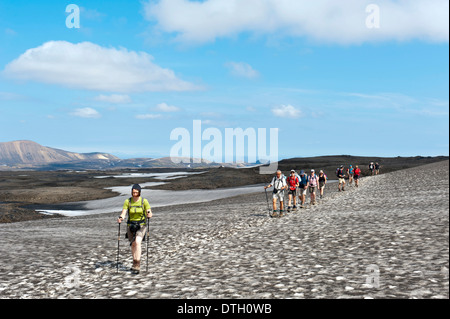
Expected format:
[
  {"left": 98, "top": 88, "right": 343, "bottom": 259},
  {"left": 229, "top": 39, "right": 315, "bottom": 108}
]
[{"left": 117, "top": 184, "right": 152, "bottom": 274}]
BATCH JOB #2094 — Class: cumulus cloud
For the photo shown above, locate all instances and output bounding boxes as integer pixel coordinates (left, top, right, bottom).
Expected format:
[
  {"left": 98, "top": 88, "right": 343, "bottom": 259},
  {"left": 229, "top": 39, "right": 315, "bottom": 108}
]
[
  {"left": 136, "top": 114, "right": 162, "bottom": 120},
  {"left": 94, "top": 94, "right": 132, "bottom": 104},
  {"left": 70, "top": 107, "right": 101, "bottom": 118},
  {"left": 155, "top": 102, "right": 181, "bottom": 112},
  {"left": 225, "top": 62, "right": 259, "bottom": 79},
  {"left": 143, "top": 0, "right": 449, "bottom": 44},
  {"left": 3, "top": 41, "right": 202, "bottom": 93},
  {"left": 272, "top": 104, "right": 302, "bottom": 118}
]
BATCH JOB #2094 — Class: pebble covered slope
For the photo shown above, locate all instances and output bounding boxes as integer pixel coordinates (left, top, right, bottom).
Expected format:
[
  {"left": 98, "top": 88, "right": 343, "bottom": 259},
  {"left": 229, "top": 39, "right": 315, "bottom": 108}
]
[{"left": 0, "top": 161, "right": 448, "bottom": 299}]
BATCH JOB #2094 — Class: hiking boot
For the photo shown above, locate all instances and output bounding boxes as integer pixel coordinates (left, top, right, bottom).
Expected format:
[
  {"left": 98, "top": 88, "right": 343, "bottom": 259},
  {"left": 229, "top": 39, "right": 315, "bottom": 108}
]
[
  {"left": 293, "top": 205, "right": 297, "bottom": 209},
  {"left": 131, "top": 260, "right": 140, "bottom": 274}
]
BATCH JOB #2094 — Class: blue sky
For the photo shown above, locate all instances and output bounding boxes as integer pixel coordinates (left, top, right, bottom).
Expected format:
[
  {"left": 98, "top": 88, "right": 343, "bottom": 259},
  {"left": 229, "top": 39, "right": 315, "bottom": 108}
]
[{"left": 0, "top": 0, "right": 448, "bottom": 161}]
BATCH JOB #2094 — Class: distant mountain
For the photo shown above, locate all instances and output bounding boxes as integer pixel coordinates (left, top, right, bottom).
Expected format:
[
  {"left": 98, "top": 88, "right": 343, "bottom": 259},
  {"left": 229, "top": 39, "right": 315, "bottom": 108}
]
[
  {"left": 0, "top": 140, "right": 119, "bottom": 167},
  {"left": 0, "top": 140, "right": 253, "bottom": 170}
]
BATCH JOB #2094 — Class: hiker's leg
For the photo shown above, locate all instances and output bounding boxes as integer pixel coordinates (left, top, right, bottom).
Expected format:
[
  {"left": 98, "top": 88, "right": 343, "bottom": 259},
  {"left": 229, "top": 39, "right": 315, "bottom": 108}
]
[
  {"left": 132, "top": 235, "right": 144, "bottom": 262},
  {"left": 272, "top": 198, "right": 277, "bottom": 211}
]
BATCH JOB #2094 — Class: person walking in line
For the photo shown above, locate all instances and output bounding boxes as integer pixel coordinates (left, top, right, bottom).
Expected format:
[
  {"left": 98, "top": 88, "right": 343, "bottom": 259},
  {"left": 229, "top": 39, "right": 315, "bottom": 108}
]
[
  {"left": 264, "top": 170, "right": 287, "bottom": 217},
  {"left": 117, "top": 184, "right": 152, "bottom": 274},
  {"left": 286, "top": 169, "right": 299, "bottom": 211},
  {"left": 375, "top": 162, "right": 380, "bottom": 175},
  {"left": 308, "top": 169, "right": 319, "bottom": 205},
  {"left": 298, "top": 170, "right": 308, "bottom": 208},
  {"left": 354, "top": 165, "right": 362, "bottom": 187},
  {"left": 347, "top": 165, "right": 354, "bottom": 186},
  {"left": 369, "top": 162, "right": 375, "bottom": 176},
  {"left": 336, "top": 165, "right": 346, "bottom": 192},
  {"left": 318, "top": 170, "right": 327, "bottom": 199}
]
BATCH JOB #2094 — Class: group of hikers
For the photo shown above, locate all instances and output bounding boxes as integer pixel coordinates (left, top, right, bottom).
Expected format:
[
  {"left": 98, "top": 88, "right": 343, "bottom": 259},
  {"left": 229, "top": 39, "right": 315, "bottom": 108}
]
[
  {"left": 263, "top": 162, "right": 378, "bottom": 218},
  {"left": 116, "top": 163, "right": 380, "bottom": 273}
]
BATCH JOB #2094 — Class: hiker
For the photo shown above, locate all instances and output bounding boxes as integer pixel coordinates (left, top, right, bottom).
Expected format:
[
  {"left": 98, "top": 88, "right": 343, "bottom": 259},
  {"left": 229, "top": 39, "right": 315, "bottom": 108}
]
[
  {"left": 375, "top": 162, "right": 380, "bottom": 175},
  {"left": 369, "top": 162, "right": 375, "bottom": 176},
  {"left": 336, "top": 165, "right": 346, "bottom": 191},
  {"left": 308, "top": 169, "right": 319, "bottom": 205},
  {"left": 318, "top": 170, "right": 327, "bottom": 199},
  {"left": 264, "top": 170, "right": 287, "bottom": 217},
  {"left": 117, "top": 184, "right": 152, "bottom": 274},
  {"left": 354, "top": 165, "right": 362, "bottom": 187},
  {"left": 347, "top": 165, "right": 354, "bottom": 186},
  {"left": 286, "top": 169, "right": 299, "bottom": 210},
  {"left": 298, "top": 170, "right": 308, "bottom": 208}
]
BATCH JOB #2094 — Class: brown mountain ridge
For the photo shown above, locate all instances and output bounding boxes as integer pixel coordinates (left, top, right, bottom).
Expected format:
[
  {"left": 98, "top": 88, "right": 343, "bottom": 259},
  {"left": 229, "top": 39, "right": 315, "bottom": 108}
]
[{"left": 0, "top": 140, "right": 119, "bottom": 166}]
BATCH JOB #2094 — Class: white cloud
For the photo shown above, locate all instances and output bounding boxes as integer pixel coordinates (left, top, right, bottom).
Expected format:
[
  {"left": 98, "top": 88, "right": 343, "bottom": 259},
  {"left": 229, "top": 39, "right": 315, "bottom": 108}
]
[
  {"left": 5, "top": 28, "right": 17, "bottom": 36},
  {"left": 94, "top": 94, "right": 132, "bottom": 104},
  {"left": 272, "top": 105, "right": 302, "bottom": 118},
  {"left": 3, "top": 41, "right": 202, "bottom": 93},
  {"left": 155, "top": 102, "right": 180, "bottom": 112},
  {"left": 143, "top": 0, "right": 449, "bottom": 44},
  {"left": 136, "top": 114, "right": 162, "bottom": 120},
  {"left": 70, "top": 107, "right": 101, "bottom": 119},
  {"left": 225, "top": 62, "right": 259, "bottom": 79}
]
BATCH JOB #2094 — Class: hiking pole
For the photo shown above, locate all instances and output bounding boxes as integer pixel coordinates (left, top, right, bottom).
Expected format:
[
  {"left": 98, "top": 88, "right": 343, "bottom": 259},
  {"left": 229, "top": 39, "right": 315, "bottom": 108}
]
[
  {"left": 146, "top": 216, "right": 150, "bottom": 273},
  {"left": 264, "top": 188, "right": 272, "bottom": 218},
  {"left": 116, "top": 222, "right": 121, "bottom": 273}
]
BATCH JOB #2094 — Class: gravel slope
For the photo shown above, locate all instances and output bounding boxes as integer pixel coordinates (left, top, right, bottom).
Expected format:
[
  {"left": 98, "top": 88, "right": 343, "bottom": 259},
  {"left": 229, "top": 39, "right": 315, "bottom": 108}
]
[{"left": 0, "top": 161, "right": 448, "bottom": 299}]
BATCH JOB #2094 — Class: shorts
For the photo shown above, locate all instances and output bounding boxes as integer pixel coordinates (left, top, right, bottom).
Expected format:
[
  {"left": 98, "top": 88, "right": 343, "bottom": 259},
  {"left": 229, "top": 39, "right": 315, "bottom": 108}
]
[
  {"left": 273, "top": 191, "right": 285, "bottom": 202},
  {"left": 339, "top": 178, "right": 346, "bottom": 184},
  {"left": 298, "top": 186, "right": 307, "bottom": 196},
  {"left": 319, "top": 181, "right": 326, "bottom": 189},
  {"left": 354, "top": 175, "right": 360, "bottom": 180},
  {"left": 288, "top": 188, "right": 297, "bottom": 196},
  {"left": 308, "top": 186, "right": 316, "bottom": 194},
  {"left": 127, "top": 224, "right": 147, "bottom": 243}
]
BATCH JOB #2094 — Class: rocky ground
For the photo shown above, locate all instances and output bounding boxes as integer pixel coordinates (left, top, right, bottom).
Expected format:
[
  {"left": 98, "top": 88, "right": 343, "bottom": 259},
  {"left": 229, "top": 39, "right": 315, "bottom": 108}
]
[{"left": 0, "top": 161, "right": 448, "bottom": 299}]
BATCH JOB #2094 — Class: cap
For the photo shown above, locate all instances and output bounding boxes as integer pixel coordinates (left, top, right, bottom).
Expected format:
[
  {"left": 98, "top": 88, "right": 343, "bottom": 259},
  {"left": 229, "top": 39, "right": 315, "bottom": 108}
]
[{"left": 291, "top": 169, "right": 296, "bottom": 173}]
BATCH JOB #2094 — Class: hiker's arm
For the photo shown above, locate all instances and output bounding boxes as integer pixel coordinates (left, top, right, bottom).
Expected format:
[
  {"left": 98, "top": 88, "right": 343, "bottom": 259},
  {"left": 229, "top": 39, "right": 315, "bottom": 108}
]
[
  {"left": 118, "top": 208, "right": 127, "bottom": 223},
  {"left": 147, "top": 208, "right": 153, "bottom": 218},
  {"left": 265, "top": 184, "right": 272, "bottom": 189}
]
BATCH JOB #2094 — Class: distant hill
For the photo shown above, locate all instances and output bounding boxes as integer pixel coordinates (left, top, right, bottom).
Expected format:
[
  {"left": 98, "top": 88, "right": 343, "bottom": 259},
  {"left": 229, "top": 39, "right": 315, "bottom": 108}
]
[
  {"left": 0, "top": 140, "right": 252, "bottom": 170},
  {"left": 0, "top": 140, "right": 119, "bottom": 167}
]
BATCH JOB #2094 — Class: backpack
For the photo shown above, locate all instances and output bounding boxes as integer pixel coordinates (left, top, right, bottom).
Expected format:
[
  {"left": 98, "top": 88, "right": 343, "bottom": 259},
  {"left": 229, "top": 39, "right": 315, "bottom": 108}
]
[{"left": 336, "top": 168, "right": 342, "bottom": 177}]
